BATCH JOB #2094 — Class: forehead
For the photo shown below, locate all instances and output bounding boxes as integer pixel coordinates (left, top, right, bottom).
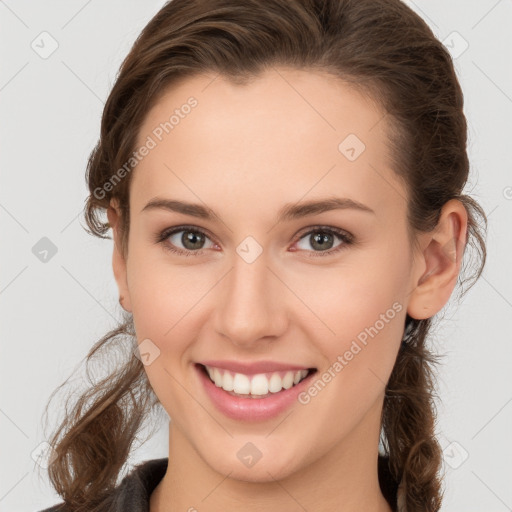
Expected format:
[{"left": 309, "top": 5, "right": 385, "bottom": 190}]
[{"left": 130, "top": 68, "right": 406, "bottom": 219}]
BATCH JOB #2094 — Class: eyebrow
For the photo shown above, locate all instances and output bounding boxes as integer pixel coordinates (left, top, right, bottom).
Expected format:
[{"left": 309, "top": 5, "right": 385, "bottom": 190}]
[{"left": 141, "top": 196, "right": 375, "bottom": 222}]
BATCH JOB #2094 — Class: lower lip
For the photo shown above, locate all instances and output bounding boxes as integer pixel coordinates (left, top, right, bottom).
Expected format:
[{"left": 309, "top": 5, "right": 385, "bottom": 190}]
[{"left": 195, "top": 364, "right": 316, "bottom": 422}]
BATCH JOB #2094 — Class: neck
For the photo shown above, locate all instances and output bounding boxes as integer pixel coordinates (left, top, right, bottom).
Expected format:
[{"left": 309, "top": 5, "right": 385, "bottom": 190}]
[{"left": 150, "top": 401, "right": 392, "bottom": 512}]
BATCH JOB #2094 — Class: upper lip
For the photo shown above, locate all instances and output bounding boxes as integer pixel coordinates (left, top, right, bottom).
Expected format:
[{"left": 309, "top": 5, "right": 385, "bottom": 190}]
[{"left": 198, "top": 360, "right": 315, "bottom": 375}]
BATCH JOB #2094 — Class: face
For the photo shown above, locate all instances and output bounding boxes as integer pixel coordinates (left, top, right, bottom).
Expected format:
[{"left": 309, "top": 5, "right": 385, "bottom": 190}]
[{"left": 109, "top": 67, "right": 428, "bottom": 482}]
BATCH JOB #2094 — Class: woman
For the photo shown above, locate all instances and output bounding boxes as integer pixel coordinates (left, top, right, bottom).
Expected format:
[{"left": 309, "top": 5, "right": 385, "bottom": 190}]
[{"left": 39, "top": 0, "right": 487, "bottom": 510}]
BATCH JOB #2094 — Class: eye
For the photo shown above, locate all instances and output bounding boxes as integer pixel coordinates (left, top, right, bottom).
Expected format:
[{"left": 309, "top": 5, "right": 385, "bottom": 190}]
[
  {"left": 292, "top": 226, "right": 354, "bottom": 257},
  {"left": 155, "top": 225, "right": 354, "bottom": 257},
  {"left": 156, "top": 226, "right": 216, "bottom": 256}
]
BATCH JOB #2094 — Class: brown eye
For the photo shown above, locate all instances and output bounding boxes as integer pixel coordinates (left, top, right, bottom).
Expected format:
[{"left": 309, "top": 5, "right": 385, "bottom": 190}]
[
  {"left": 158, "top": 227, "right": 215, "bottom": 256},
  {"left": 174, "top": 230, "right": 207, "bottom": 250},
  {"left": 294, "top": 227, "right": 353, "bottom": 257}
]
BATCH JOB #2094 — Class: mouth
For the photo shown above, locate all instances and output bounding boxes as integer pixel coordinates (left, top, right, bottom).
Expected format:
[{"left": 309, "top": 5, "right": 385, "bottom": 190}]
[{"left": 196, "top": 363, "right": 318, "bottom": 399}]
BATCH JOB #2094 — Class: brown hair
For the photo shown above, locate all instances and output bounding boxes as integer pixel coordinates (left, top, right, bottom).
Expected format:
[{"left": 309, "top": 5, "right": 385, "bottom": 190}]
[{"left": 41, "top": 0, "right": 487, "bottom": 510}]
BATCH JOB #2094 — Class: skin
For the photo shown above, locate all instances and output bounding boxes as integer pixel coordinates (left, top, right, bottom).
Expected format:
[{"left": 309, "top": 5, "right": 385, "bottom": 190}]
[{"left": 107, "top": 67, "right": 467, "bottom": 512}]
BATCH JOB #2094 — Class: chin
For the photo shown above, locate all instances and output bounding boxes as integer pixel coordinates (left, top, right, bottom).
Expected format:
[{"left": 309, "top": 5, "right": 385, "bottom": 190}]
[
  {"left": 200, "top": 442, "right": 304, "bottom": 483},
  {"left": 226, "top": 462, "right": 298, "bottom": 483}
]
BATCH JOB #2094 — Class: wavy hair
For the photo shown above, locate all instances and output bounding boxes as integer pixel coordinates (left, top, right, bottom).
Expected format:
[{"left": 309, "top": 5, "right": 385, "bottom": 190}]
[{"left": 41, "top": 1, "right": 487, "bottom": 510}]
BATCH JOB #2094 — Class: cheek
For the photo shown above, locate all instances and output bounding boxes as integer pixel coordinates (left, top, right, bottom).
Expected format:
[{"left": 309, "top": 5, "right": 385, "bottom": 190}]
[
  {"left": 297, "top": 260, "right": 406, "bottom": 346},
  {"left": 129, "top": 262, "right": 201, "bottom": 423},
  {"left": 297, "top": 293, "right": 404, "bottom": 437},
  {"left": 126, "top": 248, "right": 206, "bottom": 339},
  {"left": 316, "top": 292, "right": 404, "bottom": 396},
  {"left": 295, "top": 256, "right": 406, "bottom": 402},
  {"left": 126, "top": 262, "right": 203, "bottom": 421}
]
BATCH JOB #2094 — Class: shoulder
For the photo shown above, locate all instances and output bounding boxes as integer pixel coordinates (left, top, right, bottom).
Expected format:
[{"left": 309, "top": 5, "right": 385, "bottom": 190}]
[{"left": 37, "top": 457, "right": 169, "bottom": 512}]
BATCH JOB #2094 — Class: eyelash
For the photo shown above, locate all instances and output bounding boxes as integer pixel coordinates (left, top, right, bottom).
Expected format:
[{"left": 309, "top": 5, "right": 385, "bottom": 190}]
[{"left": 155, "top": 224, "right": 354, "bottom": 258}]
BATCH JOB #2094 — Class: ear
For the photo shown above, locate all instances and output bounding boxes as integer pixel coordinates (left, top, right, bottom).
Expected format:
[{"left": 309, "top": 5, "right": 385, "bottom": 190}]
[
  {"left": 106, "top": 198, "right": 132, "bottom": 313},
  {"left": 407, "top": 199, "right": 468, "bottom": 320}
]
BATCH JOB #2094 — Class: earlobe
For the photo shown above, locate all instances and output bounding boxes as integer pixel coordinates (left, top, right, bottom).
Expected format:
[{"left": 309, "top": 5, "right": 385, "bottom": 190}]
[
  {"left": 407, "top": 199, "right": 468, "bottom": 320},
  {"left": 107, "top": 199, "right": 132, "bottom": 313}
]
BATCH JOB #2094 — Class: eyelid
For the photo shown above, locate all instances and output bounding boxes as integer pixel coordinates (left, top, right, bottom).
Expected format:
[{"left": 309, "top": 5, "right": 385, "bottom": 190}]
[
  {"left": 294, "top": 224, "right": 353, "bottom": 242},
  {"left": 159, "top": 224, "right": 216, "bottom": 240}
]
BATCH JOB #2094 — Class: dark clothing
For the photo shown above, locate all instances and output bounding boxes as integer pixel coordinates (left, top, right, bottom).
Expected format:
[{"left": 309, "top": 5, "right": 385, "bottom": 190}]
[
  {"left": 38, "top": 458, "right": 167, "bottom": 512},
  {"left": 39, "top": 455, "right": 399, "bottom": 511},
  {"left": 379, "top": 454, "right": 400, "bottom": 511}
]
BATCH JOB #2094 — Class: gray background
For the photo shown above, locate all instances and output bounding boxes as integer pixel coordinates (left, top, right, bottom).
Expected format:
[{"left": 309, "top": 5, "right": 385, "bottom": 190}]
[{"left": 1, "top": 1, "right": 511, "bottom": 510}]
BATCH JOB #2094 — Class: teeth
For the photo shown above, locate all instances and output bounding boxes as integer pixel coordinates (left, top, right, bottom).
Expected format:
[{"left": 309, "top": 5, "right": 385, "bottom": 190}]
[
  {"left": 251, "top": 374, "right": 269, "bottom": 395},
  {"left": 233, "top": 373, "right": 251, "bottom": 394},
  {"left": 204, "top": 365, "right": 310, "bottom": 396}
]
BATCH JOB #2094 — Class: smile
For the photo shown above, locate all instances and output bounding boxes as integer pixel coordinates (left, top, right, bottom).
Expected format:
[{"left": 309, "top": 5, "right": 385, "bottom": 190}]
[
  {"left": 202, "top": 364, "right": 314, "bottom": 397},
  {"left": 195, "top": 362, "right": 318, "bottom": 421}
]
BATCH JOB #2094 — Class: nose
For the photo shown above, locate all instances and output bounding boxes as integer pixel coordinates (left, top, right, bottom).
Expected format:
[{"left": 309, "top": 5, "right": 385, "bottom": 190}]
[{"left": 213, "top": 251, "right": 288, "bottom": 349}]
